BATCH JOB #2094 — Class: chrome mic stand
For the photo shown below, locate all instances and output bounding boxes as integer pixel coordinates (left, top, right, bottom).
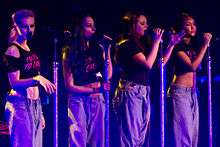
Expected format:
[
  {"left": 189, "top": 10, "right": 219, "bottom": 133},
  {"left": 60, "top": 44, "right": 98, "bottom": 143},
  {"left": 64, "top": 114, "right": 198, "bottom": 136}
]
[
  {"left": 159, "top": 41, "right": 165, "bottom": 147},
  {"left": 207, "top": 47, "right": 212, "bottom": 147},
  {"left": 100, "top": 36, "right": 111, "bottom": 147},
  {"left": 53, "top": 37, "right": 59, "bottom": 147}
]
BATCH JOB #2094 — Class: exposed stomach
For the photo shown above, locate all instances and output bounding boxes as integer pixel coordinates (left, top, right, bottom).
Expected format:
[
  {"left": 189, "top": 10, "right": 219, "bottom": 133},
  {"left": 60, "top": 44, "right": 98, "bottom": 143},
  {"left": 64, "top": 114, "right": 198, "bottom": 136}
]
[
  {"left": 84, "top": 82, "right": 101, "bottom": 88},
  {"left": 26, "top": 86, "right": 40, "bottom": 100},
  {"left": 174, "top": 72, "right": 195, "bottom": 88}
]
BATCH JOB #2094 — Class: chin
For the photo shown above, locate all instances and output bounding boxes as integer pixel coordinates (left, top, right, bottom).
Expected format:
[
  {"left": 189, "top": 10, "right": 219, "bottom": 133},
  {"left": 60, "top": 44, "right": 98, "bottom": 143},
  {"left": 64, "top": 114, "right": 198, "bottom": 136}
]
[
  {"left": 191, "top": 33, "right": 196, "bottom": 37},
  {"left": 140, "top": 32, "right": 145, "bottom": 36}
]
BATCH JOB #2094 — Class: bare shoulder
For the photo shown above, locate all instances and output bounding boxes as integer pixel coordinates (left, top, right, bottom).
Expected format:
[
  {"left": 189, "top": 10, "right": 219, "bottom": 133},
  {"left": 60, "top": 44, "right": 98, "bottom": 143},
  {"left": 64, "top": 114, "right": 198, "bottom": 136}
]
[{"left": 5, "top": 45, "right": 20, "bottom": 58}]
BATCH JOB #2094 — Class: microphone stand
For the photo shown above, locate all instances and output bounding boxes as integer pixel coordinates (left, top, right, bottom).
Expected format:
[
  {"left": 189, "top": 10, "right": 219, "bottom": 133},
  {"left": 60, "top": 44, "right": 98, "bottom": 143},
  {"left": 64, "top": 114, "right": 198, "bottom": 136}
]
[
  {"left": 53, "top": 37, "right": 59, "bottom": 147},
  {"left": 159, "top": 41, "right": 165, "bottom": 147},
  {"left": 207, "top": 47, "right": 212, "bottom": 147},
  {"left": 102, "top": 40, "right": 110, "bottom": 147}
]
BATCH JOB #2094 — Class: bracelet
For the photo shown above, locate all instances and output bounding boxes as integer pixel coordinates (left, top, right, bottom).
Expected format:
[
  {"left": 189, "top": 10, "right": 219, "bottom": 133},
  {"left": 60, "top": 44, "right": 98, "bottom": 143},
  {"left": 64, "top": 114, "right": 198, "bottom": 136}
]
[{"left": 33, "top": 75, "right": 40, "bottom": 85}]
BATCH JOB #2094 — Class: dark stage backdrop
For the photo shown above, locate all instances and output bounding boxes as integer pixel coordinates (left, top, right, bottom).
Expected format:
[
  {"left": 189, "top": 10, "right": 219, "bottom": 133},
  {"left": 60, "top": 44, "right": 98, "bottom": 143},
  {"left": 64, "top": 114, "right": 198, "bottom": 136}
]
[{"left": 0, "top": 0, "right": 219, "bottom": 146}]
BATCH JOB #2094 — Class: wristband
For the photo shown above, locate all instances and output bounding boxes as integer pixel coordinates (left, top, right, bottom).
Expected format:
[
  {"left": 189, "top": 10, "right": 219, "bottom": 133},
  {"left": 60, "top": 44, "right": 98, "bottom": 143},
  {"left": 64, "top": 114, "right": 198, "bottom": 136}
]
[{"left": 33, "top": 75, "right": 40, "bottom": 85}]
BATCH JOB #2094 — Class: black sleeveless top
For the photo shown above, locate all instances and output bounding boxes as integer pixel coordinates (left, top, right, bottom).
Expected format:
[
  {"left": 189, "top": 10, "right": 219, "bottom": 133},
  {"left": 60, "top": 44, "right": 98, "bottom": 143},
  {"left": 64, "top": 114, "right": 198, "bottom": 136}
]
[
  {"left": 173, "top": 41, "right": 197, "bottom": 75},
  {"left": 69, "top": 40, "right": 104, "bottom": 85},
  {"left": 4, "top": 43, "right": 41, "bottom": 79}
]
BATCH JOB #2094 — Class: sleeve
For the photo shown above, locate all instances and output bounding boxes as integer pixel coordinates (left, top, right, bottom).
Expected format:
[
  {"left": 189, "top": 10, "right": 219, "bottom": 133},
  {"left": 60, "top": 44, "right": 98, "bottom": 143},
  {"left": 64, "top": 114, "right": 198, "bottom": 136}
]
[
  {"left": 3, "top": 55, "right": 20, "bottom": 73},
  {"left": 127, "top": 41, "right": 143, "bottom": 57},
  {"left": 173, "top": 42, "right": 189, "bottom": 55},
  {"left": 62, "top": 45, "right": 72, "bottom": 66}
]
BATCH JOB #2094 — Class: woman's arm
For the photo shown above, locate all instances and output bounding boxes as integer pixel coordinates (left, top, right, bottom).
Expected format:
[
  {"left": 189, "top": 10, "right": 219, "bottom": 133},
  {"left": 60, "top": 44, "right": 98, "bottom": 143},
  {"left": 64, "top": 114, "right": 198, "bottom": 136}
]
[
  {"left": 5, "top": 45, "right": 39, "bottom": 89},
  {"left": 132, "top": 28, "right": 164, "bottom": 70},
  {"left": 163, "top": 31, "right": 185, "bottom": 64},
  {"left": 5, "top": 46, "right": 55, "bottom": 94},
  {"left": 62, "top": 52, "right": 97, "bottom": 94},
  {"left": 176, "top": 33, "right": 212, "bottom": 71},
  {"left": 100, "top": 43, "right": 113, "bottom": 80}
]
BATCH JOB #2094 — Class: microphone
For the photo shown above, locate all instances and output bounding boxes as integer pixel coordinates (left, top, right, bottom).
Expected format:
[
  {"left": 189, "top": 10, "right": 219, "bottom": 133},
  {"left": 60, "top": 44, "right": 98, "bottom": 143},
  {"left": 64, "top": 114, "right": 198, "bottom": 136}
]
[
  {"left": 98, "top": 34, "right": 112, "bottom": 50},
  {"left": 64, "top": 29, "right": 72, "bottom": 38}
]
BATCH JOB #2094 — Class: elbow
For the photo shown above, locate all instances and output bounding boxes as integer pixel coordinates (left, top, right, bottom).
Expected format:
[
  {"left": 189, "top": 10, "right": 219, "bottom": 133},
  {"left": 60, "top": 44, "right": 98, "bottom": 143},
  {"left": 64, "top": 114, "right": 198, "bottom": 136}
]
[
  {"left": 145, "top": 60, "right": 155, "bottom": 70},
  {"left": 65, "top": 86, "right": 71, "bottom": 92},
  {"left": 148, "top": 65, "right": 152, "bottom": 70},
  {"left": 9, "top": 80, "right": 19, "bottom": 90},
  {"left": 189, "top": 66, "right": 197, "bottom": 72},
  {"left": 64, "top": 83, "right": 72, "bottom": 92},
  {"left": 145, "top": 63, "right": 152, "bottom": 70}
]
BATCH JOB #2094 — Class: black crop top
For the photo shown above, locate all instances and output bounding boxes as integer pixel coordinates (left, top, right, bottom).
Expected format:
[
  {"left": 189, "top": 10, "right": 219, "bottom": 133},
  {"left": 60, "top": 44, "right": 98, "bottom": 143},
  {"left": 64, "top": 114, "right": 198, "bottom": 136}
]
[
  {"left": 69, "top": 40, "right": 104, "bottom": 85},
  {"left": 4, "top": 43, "right": 41, "bottom": 79},
  {"left": 173, "top": 41, "right": 197, "bottom": 75},
  {"left": 117, "top": 37, "right": 150, "bottom": 86}
]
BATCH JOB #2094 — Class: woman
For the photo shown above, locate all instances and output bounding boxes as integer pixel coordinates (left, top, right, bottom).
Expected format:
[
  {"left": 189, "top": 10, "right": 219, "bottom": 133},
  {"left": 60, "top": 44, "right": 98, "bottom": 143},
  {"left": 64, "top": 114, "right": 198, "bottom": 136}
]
[
  {"left": 4, "top": 9, "right": 56, "bottom": 147},
  {"left": 113, "top": 13, "right": 164, "bottom": 147},
  {"left": 169, "top": 13, "right": 212, "bottom": 147},
  {"left": 62, "top": 15, "right": 112, "bottom": 147}
]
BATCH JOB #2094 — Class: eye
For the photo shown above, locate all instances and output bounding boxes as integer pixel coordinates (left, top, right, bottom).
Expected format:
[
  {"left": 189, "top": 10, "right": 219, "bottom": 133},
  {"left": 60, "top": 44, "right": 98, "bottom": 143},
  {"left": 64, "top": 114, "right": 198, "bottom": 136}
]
[
  {"left": 20, "top": 24, "right": 35, "bottom": 29},
  {"left": 139, "top": 21, "right": 147, "bottom": 26},
  {"left": 30, "top": 24, "right": 35, "bottom": 28},
  {"left": 185, "top": 23, "right": 191, "bottom": 27},
  {"left": 85, "top": 23, "right": 94, "bottom": 28}
]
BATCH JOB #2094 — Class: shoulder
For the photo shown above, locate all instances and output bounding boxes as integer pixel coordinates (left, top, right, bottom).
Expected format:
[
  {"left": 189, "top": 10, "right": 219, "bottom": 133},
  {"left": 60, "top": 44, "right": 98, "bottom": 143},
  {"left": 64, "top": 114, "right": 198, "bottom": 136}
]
[{"left": 5, "top": 45, "right": 20, "bottom": 58}]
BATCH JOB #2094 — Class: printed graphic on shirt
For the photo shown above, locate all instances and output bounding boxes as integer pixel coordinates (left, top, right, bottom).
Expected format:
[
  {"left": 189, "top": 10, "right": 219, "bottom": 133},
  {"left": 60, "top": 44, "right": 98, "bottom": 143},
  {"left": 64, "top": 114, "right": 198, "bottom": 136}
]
[{"left": 24, "top": 53, "right": 40, "bottom": 71}]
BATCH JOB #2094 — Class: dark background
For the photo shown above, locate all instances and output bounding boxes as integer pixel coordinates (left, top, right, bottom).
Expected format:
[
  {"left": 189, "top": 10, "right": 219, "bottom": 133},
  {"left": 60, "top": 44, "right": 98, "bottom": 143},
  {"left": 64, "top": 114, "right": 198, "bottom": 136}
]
[{"left": 0, "top": 0, "right": 220, "bottom": 146}]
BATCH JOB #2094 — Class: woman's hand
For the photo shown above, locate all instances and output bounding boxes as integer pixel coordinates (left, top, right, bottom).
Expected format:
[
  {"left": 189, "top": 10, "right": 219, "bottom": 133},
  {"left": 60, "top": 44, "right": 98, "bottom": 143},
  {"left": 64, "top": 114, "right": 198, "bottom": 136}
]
[
  {"left": 152, "top": 28, "right": 164, "bottom": 43},
  {"left": 169, "top": 31, "right": 185, "bottom": 46},
  {"left": 86, "top": 81, "right": 111, "bottom": 93},
  {"left": 41, "top": 115, "right": 46, "bottom": 129},
  {"left": 202, "top": 33, "right": 212, "bottom": 47},
  {"left": 33, "top": 75, "right": 56, "bottom": 94},
  {"left": 102, "top": 81, "right": 111, "bottom": 91}
]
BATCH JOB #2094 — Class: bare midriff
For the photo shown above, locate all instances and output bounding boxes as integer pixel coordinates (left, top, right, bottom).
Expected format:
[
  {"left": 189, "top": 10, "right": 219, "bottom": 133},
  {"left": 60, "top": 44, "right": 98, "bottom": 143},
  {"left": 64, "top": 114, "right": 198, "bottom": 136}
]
[{"left": 174, "top": 72, "right": 196, "bottom": 88}]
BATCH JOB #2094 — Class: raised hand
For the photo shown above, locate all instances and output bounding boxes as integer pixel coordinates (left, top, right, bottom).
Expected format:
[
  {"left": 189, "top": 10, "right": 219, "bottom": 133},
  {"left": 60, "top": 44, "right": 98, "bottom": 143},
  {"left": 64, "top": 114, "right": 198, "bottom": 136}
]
[
  {"left": 169, "top": 30, "right": 186, "bottom": 46},
  {"left": 152, "top": 28, "right": 164, "bottom": 43},
  {"left": 202, "top": 33, "right": 212, "bottom": 47}
]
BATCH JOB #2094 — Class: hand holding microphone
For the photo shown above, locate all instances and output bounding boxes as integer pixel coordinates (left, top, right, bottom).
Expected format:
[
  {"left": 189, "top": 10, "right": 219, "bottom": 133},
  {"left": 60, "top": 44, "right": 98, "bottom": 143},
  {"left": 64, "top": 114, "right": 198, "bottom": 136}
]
[
  {"left": 152, "top": 28, "right": 164, "bottom": 43},
  {"left": 98, "top": 34, "right": 112, "bottom": 54},
  {"left": 169, "top": 30, "right": 186, "bottom": 46},
  {"left": 202, "top": 33, "right": 212, "bottom": 47}
]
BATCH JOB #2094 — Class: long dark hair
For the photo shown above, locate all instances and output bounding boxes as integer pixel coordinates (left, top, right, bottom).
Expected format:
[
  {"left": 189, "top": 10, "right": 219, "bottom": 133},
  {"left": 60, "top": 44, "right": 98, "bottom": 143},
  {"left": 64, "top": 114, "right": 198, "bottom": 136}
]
[
  {"left": 172, "top": 12, "right": 199, "bottom": 51},
  {"left": 171, "top": 12, "right": 194, "bottom": 33},
  {"left": 128, "top": 13, "right": 147, "bottom": 52},
  {"left": 65, "top": 15, "right": 95, "bottom": 69}
]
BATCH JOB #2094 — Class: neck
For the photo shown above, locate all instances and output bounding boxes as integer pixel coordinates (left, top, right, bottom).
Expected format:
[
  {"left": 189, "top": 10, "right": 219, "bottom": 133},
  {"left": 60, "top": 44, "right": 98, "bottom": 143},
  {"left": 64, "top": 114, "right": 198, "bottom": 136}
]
[
  {"left": 183, "top": 36, "right": 191, "bottom": 45},
  {"left": 14, "top": 40, "right": 30, "bottom": 51}
]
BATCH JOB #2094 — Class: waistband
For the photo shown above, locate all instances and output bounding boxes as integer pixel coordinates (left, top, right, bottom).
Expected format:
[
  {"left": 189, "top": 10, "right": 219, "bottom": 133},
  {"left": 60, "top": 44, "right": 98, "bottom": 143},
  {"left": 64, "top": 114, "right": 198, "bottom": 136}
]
[
  {"left": 171, "top": 84, "right": 196, "bottom": 92},
  {"left": 68, "top": 92, "right": 104, "bottom": 100},
  {"left": 119, "top": 79, "right": 150, "bottom": 87}
]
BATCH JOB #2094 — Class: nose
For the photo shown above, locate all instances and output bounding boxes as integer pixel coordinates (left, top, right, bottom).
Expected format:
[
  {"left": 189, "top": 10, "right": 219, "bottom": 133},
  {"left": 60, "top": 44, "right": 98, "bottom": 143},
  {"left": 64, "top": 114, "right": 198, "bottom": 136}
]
[
  {"left": 27, "top": 26, "right": 31, "bottom": 32},
  {"left": 92, "top": 26, "right": 96, "bottom": 32},
  {"left": 144, "top": 24, "right": 148, "bottom": 30},
  {"left": 146, "top": 24, "right": 149, "bottom": 28}
]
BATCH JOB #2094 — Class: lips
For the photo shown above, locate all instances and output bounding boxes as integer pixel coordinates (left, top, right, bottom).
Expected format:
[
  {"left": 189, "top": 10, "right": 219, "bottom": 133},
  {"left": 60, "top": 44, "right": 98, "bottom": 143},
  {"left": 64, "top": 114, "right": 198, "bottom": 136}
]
[{"left": 190, "top": 31, "right": 196, "bottom": 36}]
